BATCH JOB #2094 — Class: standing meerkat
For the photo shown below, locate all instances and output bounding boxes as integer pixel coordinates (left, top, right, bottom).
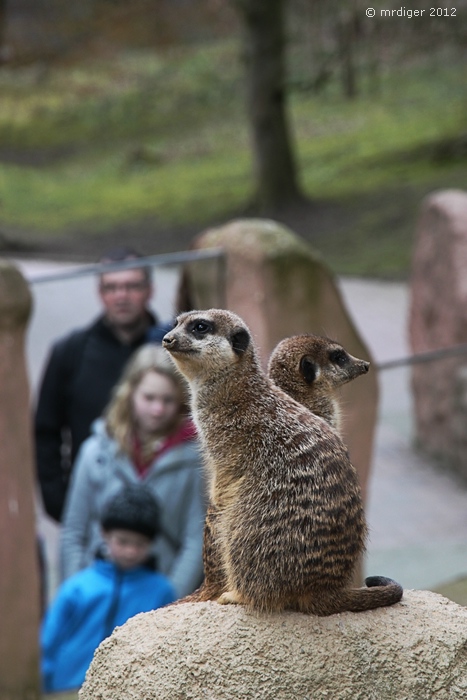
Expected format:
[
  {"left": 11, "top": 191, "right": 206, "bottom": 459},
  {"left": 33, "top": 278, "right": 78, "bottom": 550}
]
[
  {"left": 163, "top": 310, "right": 402, "bottom": 615},
  {"left": 180, "top": 333, "right": 375, "bottom": 605}
]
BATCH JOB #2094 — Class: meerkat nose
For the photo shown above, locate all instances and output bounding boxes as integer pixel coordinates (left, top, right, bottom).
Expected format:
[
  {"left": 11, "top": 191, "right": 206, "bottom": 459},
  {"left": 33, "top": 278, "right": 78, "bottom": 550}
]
[
  {"left": 162, "top": 333, "right": 177, "bottom": 349},
  {"left": 362, "top": 361, "right": 370, "bottom": 373}
]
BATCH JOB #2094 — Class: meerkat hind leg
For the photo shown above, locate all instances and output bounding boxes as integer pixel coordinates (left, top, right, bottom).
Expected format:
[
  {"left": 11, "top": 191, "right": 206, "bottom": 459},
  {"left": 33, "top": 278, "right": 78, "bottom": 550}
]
[{"left": 217, "top": 589, "right": 243, "bottom": 606}]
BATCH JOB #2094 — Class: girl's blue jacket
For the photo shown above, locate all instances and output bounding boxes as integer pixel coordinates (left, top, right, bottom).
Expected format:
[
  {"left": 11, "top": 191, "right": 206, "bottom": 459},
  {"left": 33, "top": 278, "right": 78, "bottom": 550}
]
[{"left": 41, "top": 557, "right": 175, "bottom": 692}]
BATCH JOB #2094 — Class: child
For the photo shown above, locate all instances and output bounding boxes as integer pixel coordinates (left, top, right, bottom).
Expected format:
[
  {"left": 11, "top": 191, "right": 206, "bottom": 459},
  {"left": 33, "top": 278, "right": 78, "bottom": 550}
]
[
  {"left": 41, "top": 484, "right": 176, "bottom": 693},
  {"left": 60, "top": 344, "right": 205, "bottom": 598}
]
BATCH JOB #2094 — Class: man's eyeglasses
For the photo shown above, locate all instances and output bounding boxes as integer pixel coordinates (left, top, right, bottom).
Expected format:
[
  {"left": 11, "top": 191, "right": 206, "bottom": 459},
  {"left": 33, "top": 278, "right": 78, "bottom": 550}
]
[{"left": 100, "top": 281, "right": 148, "bottom": 295}]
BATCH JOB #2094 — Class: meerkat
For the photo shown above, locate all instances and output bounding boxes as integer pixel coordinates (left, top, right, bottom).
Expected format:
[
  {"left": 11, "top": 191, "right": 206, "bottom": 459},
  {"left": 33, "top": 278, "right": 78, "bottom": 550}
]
[
  {"left": 268, "top": 334, "right": 370, "bottom": 434},
  {"left": 163, "top": 310, "right": 402, "bottom": 615},
  {"left": 178, "top": 333, "right": 373, "bottom": 605}
]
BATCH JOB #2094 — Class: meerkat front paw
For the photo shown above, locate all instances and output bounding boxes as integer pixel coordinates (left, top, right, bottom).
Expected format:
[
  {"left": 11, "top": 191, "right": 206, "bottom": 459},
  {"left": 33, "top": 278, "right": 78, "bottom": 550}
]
[{"left": 217, "top": 590, "right": 242, "bottom": 606}]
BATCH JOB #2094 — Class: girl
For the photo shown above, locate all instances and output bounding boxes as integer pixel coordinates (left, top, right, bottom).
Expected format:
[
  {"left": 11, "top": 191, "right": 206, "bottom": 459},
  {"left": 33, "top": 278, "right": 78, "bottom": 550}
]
[{"left": 60, "top": 344, "right": 205, "bottom": 598}]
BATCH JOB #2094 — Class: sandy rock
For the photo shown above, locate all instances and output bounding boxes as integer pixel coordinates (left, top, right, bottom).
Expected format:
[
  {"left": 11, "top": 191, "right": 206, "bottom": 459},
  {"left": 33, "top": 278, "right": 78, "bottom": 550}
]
[
  {"left": 409, "top": 189, "right": 467, "bottom": 479},
  {"left": 80, "top": 590, "right": 467, "bottom": 700}
]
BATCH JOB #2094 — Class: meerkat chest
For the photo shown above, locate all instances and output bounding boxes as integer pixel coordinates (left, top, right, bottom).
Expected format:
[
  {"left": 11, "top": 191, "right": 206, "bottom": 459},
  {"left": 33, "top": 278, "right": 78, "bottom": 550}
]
[{"left": 194, "top": 395, "right": 259, "bottom": 446}]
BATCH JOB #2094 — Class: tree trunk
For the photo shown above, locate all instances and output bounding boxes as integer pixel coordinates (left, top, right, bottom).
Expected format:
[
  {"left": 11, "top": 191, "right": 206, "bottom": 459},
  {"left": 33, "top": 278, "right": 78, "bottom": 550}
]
[
  {"left": 233, "top": 0, "right": 305, "bottom": 213},
  {"left": 0, "top": 0, "right": 7, "bottom": 63},
  {"left": 337, "top": 9, "right": 358, "bottom": 100},
  {"left": 367, "top": 15, "right": 382, "bottom": 96}
]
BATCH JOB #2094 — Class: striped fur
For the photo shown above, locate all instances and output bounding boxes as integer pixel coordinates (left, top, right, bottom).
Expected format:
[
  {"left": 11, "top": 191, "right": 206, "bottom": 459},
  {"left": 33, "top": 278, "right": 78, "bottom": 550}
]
[{"left": 163, "top": 311, "right": 402, "bottom": 615}]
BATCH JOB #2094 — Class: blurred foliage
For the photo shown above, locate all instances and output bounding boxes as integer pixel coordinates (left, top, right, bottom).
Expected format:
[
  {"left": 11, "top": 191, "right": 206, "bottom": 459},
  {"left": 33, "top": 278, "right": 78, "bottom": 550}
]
[
  {"left": 288, "top": 0, "right": 467, "bottom": 100},
  {"left": 5, "top": 0, "right": 238, "bottom": 64},
  {"left": 0, "top": 43, "right": 242, "bottom": 148},
  {"left": 0, "top": 35, "right": 466, "bottom": 277}
]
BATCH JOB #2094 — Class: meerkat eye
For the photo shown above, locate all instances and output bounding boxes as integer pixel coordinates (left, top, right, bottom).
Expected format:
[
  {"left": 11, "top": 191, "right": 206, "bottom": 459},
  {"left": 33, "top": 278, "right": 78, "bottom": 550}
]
[
  {"left": 329, "top": 349, "right": 348, "bottom": 366},
  {"left": 190, "top": 320, "right": 213, "bottom": 337}
]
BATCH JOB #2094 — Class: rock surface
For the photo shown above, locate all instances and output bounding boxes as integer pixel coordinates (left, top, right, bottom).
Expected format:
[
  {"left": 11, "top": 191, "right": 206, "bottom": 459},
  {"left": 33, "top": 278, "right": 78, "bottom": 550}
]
[
  {"left": 409, "top": 189, "right": 467, "bottom": 479},
  {"left": 80, "top": 591, "right": 467, "bottom": 700}
]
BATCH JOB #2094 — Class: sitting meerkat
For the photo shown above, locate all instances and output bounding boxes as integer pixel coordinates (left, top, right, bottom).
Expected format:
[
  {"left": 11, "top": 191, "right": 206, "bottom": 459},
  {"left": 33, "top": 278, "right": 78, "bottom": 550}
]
[
  {"left": 268, "top": 334, "right": 370, "bottom": 434},
  {"left": 180, "top": 333, "right": 373, "bottom": 605},
  {"left": 163, "top": 310, "right": 402, "bottom": 615}
]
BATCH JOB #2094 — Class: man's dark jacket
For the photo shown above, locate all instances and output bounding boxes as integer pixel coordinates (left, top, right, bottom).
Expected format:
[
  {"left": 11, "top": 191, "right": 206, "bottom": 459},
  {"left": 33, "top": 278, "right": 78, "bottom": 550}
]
[{"left": 35, "top": 314, "right": 170, "bottom": 522}]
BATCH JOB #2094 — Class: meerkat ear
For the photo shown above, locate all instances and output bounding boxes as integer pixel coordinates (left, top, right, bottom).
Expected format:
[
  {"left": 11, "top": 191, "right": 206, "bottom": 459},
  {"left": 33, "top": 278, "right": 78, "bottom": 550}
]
[
  {"left": 230, "top": 328, "right": 250, "bottom": 355},
  {"left": 299, "top": 356, "right": 317, "bottom": 384}
]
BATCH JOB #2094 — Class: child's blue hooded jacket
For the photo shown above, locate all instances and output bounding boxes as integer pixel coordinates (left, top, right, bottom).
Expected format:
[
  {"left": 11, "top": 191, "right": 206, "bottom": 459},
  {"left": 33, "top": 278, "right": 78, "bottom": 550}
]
[{"left": 41, "top": 557, "right": 175, "bottom": 692}]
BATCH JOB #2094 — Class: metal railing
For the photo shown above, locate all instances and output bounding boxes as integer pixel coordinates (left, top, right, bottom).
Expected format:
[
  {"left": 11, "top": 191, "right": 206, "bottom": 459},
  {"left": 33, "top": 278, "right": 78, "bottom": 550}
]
[
  {"left": 25, "top": 250, "right": 467, "bottom": 373},
  {"left": 377, "top": 343, "right": 467, "bottom": 371},
  {"left": 27, "top": 248, "right": 224, "bottom": 286}
]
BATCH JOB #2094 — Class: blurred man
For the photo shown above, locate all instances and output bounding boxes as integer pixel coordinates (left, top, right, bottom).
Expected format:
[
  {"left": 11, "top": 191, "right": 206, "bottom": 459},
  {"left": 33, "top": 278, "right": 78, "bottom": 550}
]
[{"left": 35, "top": 247, "right": 171, "bottom": 522}]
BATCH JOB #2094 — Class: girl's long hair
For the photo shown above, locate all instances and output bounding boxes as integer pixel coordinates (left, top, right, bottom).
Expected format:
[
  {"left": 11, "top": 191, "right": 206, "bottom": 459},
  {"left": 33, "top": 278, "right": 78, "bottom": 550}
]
[{"left": 104, "top": 344, "right": 189, "bottom": 457}]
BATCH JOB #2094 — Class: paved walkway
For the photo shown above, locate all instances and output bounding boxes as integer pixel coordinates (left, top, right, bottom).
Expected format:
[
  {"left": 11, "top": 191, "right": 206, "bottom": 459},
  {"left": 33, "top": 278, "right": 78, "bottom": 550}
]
[
  {"left": 13, "top": 259, "right": 467, "bottom": 595},
  {"left": 340, "top": 278, "right": 467, "bottom": 590}
]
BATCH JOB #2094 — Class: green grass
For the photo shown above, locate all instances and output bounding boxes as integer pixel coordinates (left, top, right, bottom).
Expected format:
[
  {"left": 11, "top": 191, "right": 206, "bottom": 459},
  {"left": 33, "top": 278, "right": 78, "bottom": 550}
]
[
  {"left": 434, "top": 576, "right": 467, "bottom": 607},
  {"left": 0, "top": 41, "right": 466, "bottom": 277},
  {"left": 0, "top": 144, "right": 251, "bottom": 232}
]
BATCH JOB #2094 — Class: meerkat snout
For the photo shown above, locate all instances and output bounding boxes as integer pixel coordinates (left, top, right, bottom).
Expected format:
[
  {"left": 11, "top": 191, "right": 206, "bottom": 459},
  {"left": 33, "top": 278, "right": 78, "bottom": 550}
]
[
  {"left": 327, "top": 347, "right": 370, "bottom": 377},
  {"left": 162, "top": 333, "right": 177, "bottom": 350}
]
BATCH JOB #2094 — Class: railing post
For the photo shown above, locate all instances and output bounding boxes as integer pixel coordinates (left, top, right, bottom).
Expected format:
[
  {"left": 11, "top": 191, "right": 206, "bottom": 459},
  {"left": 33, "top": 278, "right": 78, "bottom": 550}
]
[{"left": 0, "top": 261, "right": 40, "bottom": 700}]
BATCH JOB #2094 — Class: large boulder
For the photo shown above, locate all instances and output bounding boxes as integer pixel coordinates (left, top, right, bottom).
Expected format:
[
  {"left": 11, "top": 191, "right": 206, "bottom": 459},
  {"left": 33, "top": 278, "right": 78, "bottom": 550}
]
[
  {"left": 409, "top": 189, "right": 467, "bottom": 479},
  {"left": 177, "top": 219, "right": 378, "bottom": 502},
  {"left": 80, "top": 591, "right": 467, "bottom": 700}
]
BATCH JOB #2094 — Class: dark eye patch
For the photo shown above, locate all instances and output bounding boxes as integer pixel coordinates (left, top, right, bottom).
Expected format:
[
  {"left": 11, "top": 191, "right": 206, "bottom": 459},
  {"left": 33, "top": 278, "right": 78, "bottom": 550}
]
[
  {"left": 188, "top": 319, "right": 215, "bottom": 337},
  {"left": 299, "top": 357, "right": 316, "bottom": 384},
  {"left": 328, "top": 349, "right": 348, "bottom": 366}
]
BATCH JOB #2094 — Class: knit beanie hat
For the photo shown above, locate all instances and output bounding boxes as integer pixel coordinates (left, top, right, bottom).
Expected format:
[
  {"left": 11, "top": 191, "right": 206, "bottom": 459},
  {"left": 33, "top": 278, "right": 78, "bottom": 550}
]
[{"left": 100, "top": 484, "right": 161, "bottom": 540}]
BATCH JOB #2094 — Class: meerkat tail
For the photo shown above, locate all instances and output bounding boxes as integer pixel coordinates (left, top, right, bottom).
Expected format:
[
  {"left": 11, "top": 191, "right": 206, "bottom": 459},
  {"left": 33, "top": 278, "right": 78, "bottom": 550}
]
[
  {"left": 298, "top": 577, "right": 403, "bottom": 616},
  {"left": 364, "top": 575, "right": 402, "bottom": 590},
  {"left": 340, "top": 576, "right": 404, "bottom": 613}
]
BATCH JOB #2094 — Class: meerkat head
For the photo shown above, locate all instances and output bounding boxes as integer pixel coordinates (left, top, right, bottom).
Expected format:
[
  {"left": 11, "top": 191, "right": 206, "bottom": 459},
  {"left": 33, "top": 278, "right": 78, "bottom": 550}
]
[
  {"left": 268, "top": 334, "right": 370, "bottom": 406},
  {"left": 162, "top": 309, "right": 253, "bottom": 383}
]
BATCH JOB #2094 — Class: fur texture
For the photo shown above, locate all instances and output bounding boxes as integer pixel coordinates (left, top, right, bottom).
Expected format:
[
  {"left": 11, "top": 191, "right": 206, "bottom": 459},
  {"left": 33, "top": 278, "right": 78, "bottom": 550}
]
[{"left": 163, "top": 312, "right": 402, "bottom": 615}]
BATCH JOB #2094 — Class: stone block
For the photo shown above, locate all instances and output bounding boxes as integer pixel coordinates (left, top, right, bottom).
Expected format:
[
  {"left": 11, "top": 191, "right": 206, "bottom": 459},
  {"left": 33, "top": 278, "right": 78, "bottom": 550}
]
[
  {"left": 0, "top": 261, "right": 41, "bottom": 698},
  {"left": 409, "top": 189, "right": 467, "bottom": 478},
  {"left": 80, "top": 591, "right": 467, "bottom": 700}
]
